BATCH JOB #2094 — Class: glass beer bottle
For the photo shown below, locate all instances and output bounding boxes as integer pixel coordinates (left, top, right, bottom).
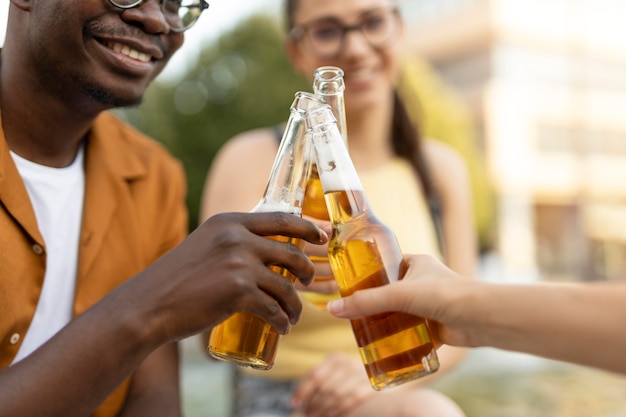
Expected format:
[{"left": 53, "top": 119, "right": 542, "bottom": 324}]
[
  {"left": 301, "top": 66, "right": 348, "bottom": 308},
  {"left": 313, "top": 66, "right": 347, "bottom": 143},
  {"left": 305, "top": 105, "right": 440, "bottom": 389},
  {"left": 207, "top": 91, "right": 324, "bottom": 369}
]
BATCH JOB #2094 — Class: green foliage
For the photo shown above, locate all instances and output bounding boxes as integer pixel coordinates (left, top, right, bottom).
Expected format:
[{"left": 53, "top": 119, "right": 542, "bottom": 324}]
[{"left": 119, "top": 14, "right": 308, "bottom": 230}]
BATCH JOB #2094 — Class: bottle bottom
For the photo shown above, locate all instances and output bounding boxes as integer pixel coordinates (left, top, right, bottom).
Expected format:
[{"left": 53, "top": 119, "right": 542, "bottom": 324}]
[
  {"left": 207, "top": 311, "right": 279, "bottom": 371},
  {"left": 208, "top": 350, "right": 273, "bottom": 370},
  {"left": 354, "top": 316, "right": 440, "bottom": 390},
  {"left": 366, "top": 350, "right": 439, "bottom": 390}
]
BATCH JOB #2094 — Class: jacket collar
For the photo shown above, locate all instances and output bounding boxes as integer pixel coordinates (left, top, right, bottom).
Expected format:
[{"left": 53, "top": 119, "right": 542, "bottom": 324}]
[
  {"left": 0, "top": 111, "right": 148, "bottom": 254},
  {"left": 80, "top": 112, "right": 149, "bottom": 278},
  {"left": 0, "top": 111, "right": 43, "bottom": 245},
  {"left": 88, "top": 112, "right": 147, "bottom": 181}
]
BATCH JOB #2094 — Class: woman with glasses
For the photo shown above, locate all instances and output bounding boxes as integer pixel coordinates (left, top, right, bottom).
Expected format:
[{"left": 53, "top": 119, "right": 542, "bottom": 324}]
[{"left": 201, "top": 1, "right": 477, "bottom": 416}]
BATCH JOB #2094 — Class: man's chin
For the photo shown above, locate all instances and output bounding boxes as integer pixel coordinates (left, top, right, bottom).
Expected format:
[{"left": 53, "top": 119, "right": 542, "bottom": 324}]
[{"left": 85, "top": 85, "right": 143, "bottom": 109}]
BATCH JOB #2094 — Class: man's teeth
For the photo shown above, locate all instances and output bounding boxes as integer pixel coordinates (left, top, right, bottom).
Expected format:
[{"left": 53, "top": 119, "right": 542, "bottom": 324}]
[{"left": 110, "top": 42, "right": 151, "bottom": 63}]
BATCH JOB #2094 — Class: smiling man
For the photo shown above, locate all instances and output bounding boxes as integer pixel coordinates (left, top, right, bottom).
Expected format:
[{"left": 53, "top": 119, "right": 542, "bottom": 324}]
[{"left": 0, "top": 1, "right": 329, "bottom": 416}]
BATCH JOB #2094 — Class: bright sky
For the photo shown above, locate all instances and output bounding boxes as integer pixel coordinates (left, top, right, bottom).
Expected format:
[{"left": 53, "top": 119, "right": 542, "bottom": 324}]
[{"left": 0, "top": 0, "right": 7, "bottom": 46}]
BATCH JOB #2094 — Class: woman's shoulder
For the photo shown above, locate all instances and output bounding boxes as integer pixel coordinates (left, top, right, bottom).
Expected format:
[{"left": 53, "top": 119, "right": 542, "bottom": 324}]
[
  {"left": 422, "top": 138, "right": 464, "bottom": 167},
  {"left": 422, "top": 138, "right": 470, "bottom": 190},
  {"left": 202, "top": 127, "right": 282, "bottom": 217},
  {"left": 423, "top": 138, "right": 468, "bottom": 173},
  {"left": 218, "top": 127, "right": 280, "bottom": 157},
  {"left": 211, "top": 128, "right": 280, "bottom": 171}
]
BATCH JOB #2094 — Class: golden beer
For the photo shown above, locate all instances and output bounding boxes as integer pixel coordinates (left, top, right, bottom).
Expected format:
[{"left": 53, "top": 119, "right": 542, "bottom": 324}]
[
  {"left": 325, "top": 189, "right": 439, "bottom": 390},
  {"left": 302, "top": 166, "right": 330, "bottom": 220},
  {"left": 300, "top": 165, "right": 340, "bottom": 308},
  {"left": 207, "top": 235, "right": 304, "bottom": 369},
  {"left": 306, "top": 105, "right": 439, "bottom": 390},
  {"left": 208, "top": 91, "right": 322, "bottom": 369},
  {"left": 301, "top": 66, "right": 347, "bottom": 309}
]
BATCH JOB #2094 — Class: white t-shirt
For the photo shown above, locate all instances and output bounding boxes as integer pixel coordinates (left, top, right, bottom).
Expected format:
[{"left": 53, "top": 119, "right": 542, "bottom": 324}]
[{"left": 10, "top": 147, "right": 85, "bottom": 364}]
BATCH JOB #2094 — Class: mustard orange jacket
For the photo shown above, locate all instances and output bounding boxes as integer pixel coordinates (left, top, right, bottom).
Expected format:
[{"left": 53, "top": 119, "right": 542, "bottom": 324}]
[{"left": 0, "top": 111, "right": 188, "bottom": 416}]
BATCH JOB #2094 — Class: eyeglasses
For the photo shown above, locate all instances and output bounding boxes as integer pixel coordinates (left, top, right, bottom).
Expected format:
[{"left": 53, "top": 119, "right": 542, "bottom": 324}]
[
  {"left": 108, "top": 0, "right": 209, "bottom": 32},
  {"left": 289, "top": 8, "right": 400, "bottom": 58}
]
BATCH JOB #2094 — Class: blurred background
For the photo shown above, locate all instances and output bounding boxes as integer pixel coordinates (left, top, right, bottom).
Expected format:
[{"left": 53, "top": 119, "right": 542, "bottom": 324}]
[{"left": 3, "top": 0, "right": 626, "bottom": 415}]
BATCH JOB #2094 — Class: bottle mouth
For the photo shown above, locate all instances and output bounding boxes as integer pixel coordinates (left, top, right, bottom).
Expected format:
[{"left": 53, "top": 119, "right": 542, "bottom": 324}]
[
  {"left": 304, "top": 104, "right": 336, "bottom": 131},
  {"left": 292, "top": 91, "right": 325, "bottom": 112},
  {"left": 313, "top": 66, "right": 345, "bottom": 95},
  {"left": 314, "top": 66, "right": 345, "bottom": 81}
]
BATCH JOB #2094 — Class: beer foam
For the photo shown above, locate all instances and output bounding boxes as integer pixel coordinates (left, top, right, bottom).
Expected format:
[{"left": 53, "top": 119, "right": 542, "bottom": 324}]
[
  {"left": 253, "top": 200, "right": 302, "bottom": 216},
  {"left": 312, "top": 132, "right": 363, "bottom": 193}
]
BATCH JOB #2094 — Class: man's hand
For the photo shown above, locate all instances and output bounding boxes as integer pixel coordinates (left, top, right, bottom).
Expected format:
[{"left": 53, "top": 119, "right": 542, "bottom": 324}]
[{"left": 127, "top": 211, "right": 328, "bottom": 345}]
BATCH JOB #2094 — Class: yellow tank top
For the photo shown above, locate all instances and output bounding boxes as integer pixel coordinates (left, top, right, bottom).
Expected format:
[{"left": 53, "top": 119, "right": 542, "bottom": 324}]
[{"left": 243, "top": 158, "right": 440, "bottom": 380}]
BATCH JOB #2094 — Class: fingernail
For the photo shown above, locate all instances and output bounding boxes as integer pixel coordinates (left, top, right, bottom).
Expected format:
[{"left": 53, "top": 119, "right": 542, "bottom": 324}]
[
  {"left": 318, "top": 227, "right": 329, "bottom": 243},
  {"left": 326, "top": 298, "right": 344, "bottom": 314}
]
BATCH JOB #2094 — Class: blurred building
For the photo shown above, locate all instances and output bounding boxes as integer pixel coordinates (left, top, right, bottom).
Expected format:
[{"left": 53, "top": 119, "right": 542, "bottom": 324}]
[{"left": 402, "top": 0, "right": 626, "bottom": 282}]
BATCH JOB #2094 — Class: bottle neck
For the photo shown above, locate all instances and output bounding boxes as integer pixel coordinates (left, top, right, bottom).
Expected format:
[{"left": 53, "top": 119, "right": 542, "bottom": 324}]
[
  {"left": 258, "top": 93, "right": 321, "bottom": 213},
  {"left": 313, "top": 67, "right": 348, "bottom": 145},
  {"left": 308, "top": 110, "right": 371, "bottom": 224},
  {"left": 324, "top": 188, "right": 371, "bottom": 225},
  {"left": 317, "top": 93, "right": 347, "bottom": 145}
]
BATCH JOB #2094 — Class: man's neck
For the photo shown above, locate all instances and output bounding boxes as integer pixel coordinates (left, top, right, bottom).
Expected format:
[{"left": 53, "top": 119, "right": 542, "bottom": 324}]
[
  {"left": 1, "top": 86, "right": 100, "bottom": 168},
  {"left": 1, "top": 100, "right": 95, "bottom": 168}
]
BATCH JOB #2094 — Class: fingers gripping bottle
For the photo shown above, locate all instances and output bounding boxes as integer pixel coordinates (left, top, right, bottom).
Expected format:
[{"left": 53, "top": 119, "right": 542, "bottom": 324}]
[
  {"left": 207, "top": 92, "right": 324, "bottom": 369},
  {"left": 301, "top": 66, "right": 348, "bottom": 308},
  {"left": 305, "top": 105, "right": 440, "bottom": 389}
]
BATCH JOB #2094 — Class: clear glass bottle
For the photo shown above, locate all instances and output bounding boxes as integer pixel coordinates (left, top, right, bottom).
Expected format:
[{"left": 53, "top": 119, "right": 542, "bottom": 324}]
[
  {"left": 305, "top": 105, "right": 440, "bottom": 389},
  {"left": 301, "top": 66, "right": 348, "bottom": 308},
  {"left": 207, "top": 91, "right": 324, "bottom": 369},
  {"left": 313, "top": 66, "right": 347, "bottom": 143}
]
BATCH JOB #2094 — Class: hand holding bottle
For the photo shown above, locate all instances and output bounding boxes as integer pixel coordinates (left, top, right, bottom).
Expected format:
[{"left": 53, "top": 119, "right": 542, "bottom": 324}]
[
  {"left": 329, "top": 253, "right": 626, "bottom": 377},
  {"left": 207, "top": 92, "right": 326, "bottom": 369},
  {"left": 327, "top": 253, "right": 467, "bottom": 347},
  {"left": 305, "top": 105, "right": 439, "bottom": 390},
  {"left": 123, "top": 211, "right": 329, "bottom": 344}
]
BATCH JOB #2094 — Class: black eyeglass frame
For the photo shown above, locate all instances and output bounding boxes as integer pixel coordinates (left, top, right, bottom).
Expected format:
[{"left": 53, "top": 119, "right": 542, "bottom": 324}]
[
  {"left": 108, "top": 0, "right": 209, "bottom": 32},
  {"left": 288, "top": 7, "right": 400, "bottom": 57}
]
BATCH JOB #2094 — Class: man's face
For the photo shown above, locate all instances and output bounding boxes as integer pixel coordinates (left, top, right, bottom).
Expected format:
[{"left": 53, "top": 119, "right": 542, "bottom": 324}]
[{"left": 26, "top": 0, "right": 185, "bottom": 109}]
